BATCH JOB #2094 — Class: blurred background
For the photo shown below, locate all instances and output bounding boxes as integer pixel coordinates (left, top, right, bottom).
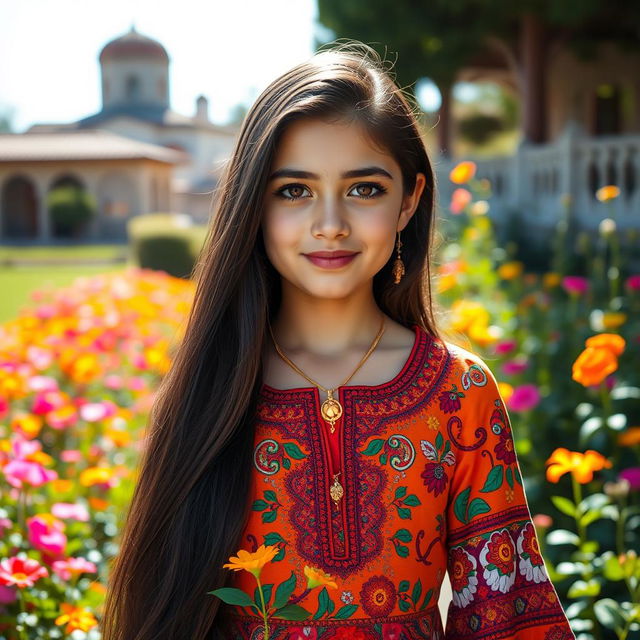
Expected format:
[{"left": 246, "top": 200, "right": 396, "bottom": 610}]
[{"left": 0, "top": 1, "right": 639, "bottom": 639}]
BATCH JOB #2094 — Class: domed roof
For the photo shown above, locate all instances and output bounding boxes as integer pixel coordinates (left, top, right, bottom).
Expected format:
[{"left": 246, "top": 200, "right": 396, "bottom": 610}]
[{"left": 99, "top": 25, "right": 169, "bottom": 64}]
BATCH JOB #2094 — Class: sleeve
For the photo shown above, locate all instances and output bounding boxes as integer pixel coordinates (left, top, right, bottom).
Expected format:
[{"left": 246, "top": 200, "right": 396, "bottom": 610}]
[{"left": 443, "top": 352, "right": 576, "bottom": 640}]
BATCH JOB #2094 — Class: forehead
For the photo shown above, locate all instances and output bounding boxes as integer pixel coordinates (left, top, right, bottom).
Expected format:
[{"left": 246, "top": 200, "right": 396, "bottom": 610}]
[{"left": 272, "top": 117, "right": 396, "bottom": 172}]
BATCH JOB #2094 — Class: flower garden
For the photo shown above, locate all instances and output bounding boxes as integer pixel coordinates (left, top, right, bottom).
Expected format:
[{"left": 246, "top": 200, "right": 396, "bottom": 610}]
[{"left": 0, "top": 162, "right": 638, "bottom": 639}]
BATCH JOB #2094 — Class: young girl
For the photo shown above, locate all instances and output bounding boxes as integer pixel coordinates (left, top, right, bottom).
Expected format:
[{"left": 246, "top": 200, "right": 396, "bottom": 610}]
[{"left": 101, "top": 43, "right": 576, "bottom": 640}]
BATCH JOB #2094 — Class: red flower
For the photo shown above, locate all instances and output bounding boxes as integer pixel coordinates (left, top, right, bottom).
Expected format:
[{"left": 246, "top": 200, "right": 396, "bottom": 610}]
[
  {"left": 438, "top": 385, "right": 464, "bottom": 413},
  {"left": 421, "top": 462, "right": 449, "bottom": 496},
  {"left": 485, "top": 530, "right": 515, "bottom": 574},
  {"left": 449, "top": 547, "right": 474, "bottom": 592},
  {"left": 359, "top": 575, "right": 396, "bottom": 618}
]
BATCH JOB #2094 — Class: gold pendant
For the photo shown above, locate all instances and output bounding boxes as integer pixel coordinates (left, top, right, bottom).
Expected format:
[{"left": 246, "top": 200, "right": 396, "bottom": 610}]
[
  {"left": 330, "top": 472, "right": 343, "bottom": 510},
  {"left": 320, "top": 388, "right": 343, "bottom": 434}
]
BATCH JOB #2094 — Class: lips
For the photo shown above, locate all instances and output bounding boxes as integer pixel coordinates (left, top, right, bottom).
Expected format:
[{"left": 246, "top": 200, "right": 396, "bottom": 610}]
[{"left": 303, "top": 250, "right": 359, "bottom": 269}]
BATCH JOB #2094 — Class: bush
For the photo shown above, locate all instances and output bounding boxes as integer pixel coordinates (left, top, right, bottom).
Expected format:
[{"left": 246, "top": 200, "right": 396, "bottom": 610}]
[
  {"left": 128, "top": 213, "right": 207, "bottom": 279},
  {"left": 47, "top": 185, "right": 96, "bottom": 237}
]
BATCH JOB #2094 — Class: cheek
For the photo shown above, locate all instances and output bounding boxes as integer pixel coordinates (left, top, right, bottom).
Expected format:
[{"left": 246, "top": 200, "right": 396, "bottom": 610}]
[{"left": 261, "top": 210, "right": 301, "bottom": 261}]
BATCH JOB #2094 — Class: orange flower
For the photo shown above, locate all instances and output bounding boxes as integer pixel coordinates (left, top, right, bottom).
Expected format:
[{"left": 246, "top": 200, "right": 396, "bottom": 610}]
[
  {"left": 449, "top": 161, "right": 477, "bottom": 184},
  {"left": 55, "top": 603, "right": 98, "bottom": 633},
  {"left": 498, "top": 261, "right": 524, "bottom": 281},
  {"left": 595, "top": 185, "right": 620, "bottom": 202},
  {"left": 223, "top": 544, "right": 279, "bottom": 579},
  {"left": 618, "top": 427, "right": 640, "bottom": 447},
  {"left": 304, "top": 565, "right": 338, "bottom": 590},
  {"left": 545, "top": 447, "right": 612, "bottom": 483},
  {"left": 585, "top": 333, "right": 626, "bottom": 356},
  {"left": 572, "top": 347, "right": 618, "bottom": 387}
]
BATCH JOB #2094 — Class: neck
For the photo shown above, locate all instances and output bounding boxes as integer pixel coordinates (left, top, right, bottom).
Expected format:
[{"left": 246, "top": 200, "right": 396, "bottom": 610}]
[{"left": 270, "top": 281, "right": 384, "bottom": 357}]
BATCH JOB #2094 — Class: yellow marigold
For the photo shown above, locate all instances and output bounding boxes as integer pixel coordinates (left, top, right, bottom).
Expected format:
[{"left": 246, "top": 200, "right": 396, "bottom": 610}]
[
  {"left": 223, "top": 544, "right": 279, "bottom": 579},
  {"left": 543, "top": 272, "right": 562, "bottom": 288},
  {"left": 618, "top": 427, "right": 640, "bottom": 447},
  {"left": 80, "top": 466, "right": 114, "bottom": 487},
  {"left": 437, "top": 273, "right": 457, "bottom": 293},
  {"left": 105, "top": 428, "right": 131, "bottom": 448},
  {"left": 0, "top": 370, "right": 25, "bottom": 400},
  {"left": 497, "top": 382, "right": 514, "bottom": 404},
  {"left": 596, "top": 185, "right": 620, "bottom": 202},
  {"left": 449, "top": 161, "right": 477, "bottom": 184},
  {"left": 11, "top": 412, "right": 43, "bottom": 439},
  {"left": 468, "top": 322, "right": 501, "bottom": 348},
  {"left": 51, "top": 479, "right": 74, "bottom": 494},
  {"left": 498, "top": 261, "right": 524, "bottom": 281},
  {"left": 450, "top": 300, "right": 490, "bottom": 334},
  {"left": 55, "top": 603, "right": 98, "bottom": 633},
  {"left": 601, "top": 312, "right": 626, "bottom": 330},
  {"left": 545, "top": 447, "right": 612, "bottom": 484},
  {"left": 304, "top": 565, "right": 338, "bottom": 590}
]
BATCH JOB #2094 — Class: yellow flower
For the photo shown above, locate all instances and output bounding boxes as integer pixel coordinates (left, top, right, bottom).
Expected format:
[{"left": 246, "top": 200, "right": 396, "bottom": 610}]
[
  {"left": 498, "top": 261, "right": 524, "bottom": 281},
  {"left": 545, "top": 447, "right": 612, "bottom": 483},
  {"left": 596, "top": 185, "right": 620, "bottom": 202},
  {"left": 543, "top": 272, "right": 561, "bottom": 288},
  {"left": 449, "top": 161, "right": 477, "bottom": 184},
  {"left": 223, "top": 544, "right": 279, "bottom": 579},
  {"left": 497, "top": 382, "right": 514, "bottom": 404},
  {"left": 55, "top": 603, "right": 98, "bottom": 633},
  {"left": 602, "top": 312, "right": 626, "bottom": 330},
  {"left": 304, "top": 565, "right": 338, "bottom": 590},
  {"left": 79, "top": 466, "right": 114, "bottom": 487}
]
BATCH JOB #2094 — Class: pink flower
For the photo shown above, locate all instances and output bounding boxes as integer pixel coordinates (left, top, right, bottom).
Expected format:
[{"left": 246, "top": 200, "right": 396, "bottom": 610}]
[
  {"left": 27, "top": 516, "right": 67, "bottom": 556},
  {"left": 449, "top": 188, "right": 472, "bottom": 214},
  {"left": 51, "top": 502, "right": 90, "bottom": 522},
  {"left": 625, "top": 274, "right": 640, "bottom": 292},
  {"left": 60, "top": 450, "right": 83, "bottom": 463},
  {"left": 0, "top": 584, "right": 17, "bottom": 604},
  {"left": 26, "top": 375, "right": 59, "bottom": 393},
  {"left": 51, "top": 556, "right": 97, "bottom": 581},
  {"left": 0, "top": 556, "right": 49, "bottom": 588},
  {"left": 0, "top": 517, "right": 13, "bottom": 537},
  {"left": 104, "top": 374, "right": 124, "bottom": 390},
  {"left": 31, "top": 390, "right": 64, "bottom": 414},
  {"left": 3, "top": 459, "right": 58, "bottom": 489},
  {"left": 562, "top": 276, "right": 590, "bottom": 295},
  {"left": 494, "top": 339, "right": 517, "bottom": 355},
  {"left": 619, "top": 467, "right": 640, "bottom": 491},
  {"left": 382, "top": 622, "right": 405, "bottom": 640},
  {"left": 501, "top": 356, "right": 529, "bottom": 376},
  {"left": 0, "top": 396, "right": 7, "bottom": 419},
  {"left": 80, "top": 401, "right": 115, "bottom": 422},
  {"left": 507, "top": 384, "right": 541, "bottom": 412}
]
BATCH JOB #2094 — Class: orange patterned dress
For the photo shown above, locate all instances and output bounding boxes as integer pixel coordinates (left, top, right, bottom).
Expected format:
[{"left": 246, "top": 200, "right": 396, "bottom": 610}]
[{"left": 219, "top": 324, "right": 575, "bottom": 640}]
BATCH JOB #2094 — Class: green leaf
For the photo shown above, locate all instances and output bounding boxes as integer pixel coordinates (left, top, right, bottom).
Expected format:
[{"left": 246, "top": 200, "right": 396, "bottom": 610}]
[
  {"left": 273, "top": 572, "right": 297, "bottom": 610},
  {"left": 283, "top": 442, "right": 306, "bottom": 459},
  {"left": 362, "top": 438, "right": 385, "bottom": 455},
  {"left": 272, "top": 603, "right": 312, "bottom": 621},
  {"left": 580, "top": 510, "right": 602, "bottom": 527},
  {"left": 594, "top": 598, "right": 627, "bottom": 630},
  {"left": 262, "top": 509, "right": 277, "bottom": 523},
  {"left": 551, "top": 495, "right": 576, "bottom": 517},
  {"left": 254, "top": 584, "right": 273, "bottom": 610},
  {"left": 264, "top": 490, "right": 277, "bottom": 502},
  {"left": 480, "top": 465, "right": 503, "bottom": 492},
  {"left": 207, "top": 587, "right": 255, "bottom": 607},
  {"left": 398, "top": 580, "right": 410, "bottom": 592},
  {"left": 568, "top": 579, "right": 601, "bottom": 598},
  {"left": 379, "top": 453, "right": 388, "bottom": 465},
  {"left": 468, "top": 498, "right": 491, "bottom": 520},
  {"left": 506, "top": 466, "right": 514, "bottom": 489},
  {"left": 332, "top": 604, "right": 358, "bottom": 619},
  {"left": 282, "top": 457, "right": 291, "bottom": 470},
  {"left": 396, "top": 544, "right": 409, "bottom": 558},
  {"left": 454, "top": 487, "right": 471, "bottom": 524},
  {"left": 602, "top": 552, "right": 626, "bottom": 581},
  {"left": 252, "top": 499, "right": 268, "bottom": 511},
  {"left": 398, "top": 598, "right": 411, "bottom": 612},
  {"left": 313, "top": 587, "right": 330, "bottom": 620},
  {"left": 403, "top": 494, "right": 421, "bottom": 506},
  {"left": 436, "top": 431, "right": 443, "bottom": 450},
  {"left": 419, "top": 588, "right": 434, "bottom": 610},
  {"left": 394, "top": 528, "right": 412, "bottom": 542},
  {"left": 397, "top": 507, "right": 412, "bottom": 520},
  {"left": 395, "top": 486, "right": 408, "bottom": 499},
  {"left": 411, "top": 578, "right": 422, "bottom": 606},
  {"left": 546, "top": 529, "right": 580, "bottom": 546}
]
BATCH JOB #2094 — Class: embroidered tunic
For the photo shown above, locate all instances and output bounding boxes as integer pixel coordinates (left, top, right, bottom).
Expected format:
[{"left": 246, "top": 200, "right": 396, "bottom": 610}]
[{"left": 219, "top": 324, "right": 575, "bottom": 640}]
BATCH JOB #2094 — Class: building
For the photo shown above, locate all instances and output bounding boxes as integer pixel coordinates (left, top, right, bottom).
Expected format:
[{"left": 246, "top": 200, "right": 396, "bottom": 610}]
[{"left": 0, "top": 26, "right": 240, "bottom": 243}]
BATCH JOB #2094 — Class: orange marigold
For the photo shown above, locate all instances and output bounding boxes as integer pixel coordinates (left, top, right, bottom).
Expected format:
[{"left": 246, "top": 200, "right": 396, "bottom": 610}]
[{"left": 545, "top": 447, "right": 612, "bottom": 484}]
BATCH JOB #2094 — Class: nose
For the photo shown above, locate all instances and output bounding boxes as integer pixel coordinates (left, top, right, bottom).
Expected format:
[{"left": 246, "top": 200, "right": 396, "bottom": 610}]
[{"left": 310, "top": 195, "right": 350, "bottom": 239}]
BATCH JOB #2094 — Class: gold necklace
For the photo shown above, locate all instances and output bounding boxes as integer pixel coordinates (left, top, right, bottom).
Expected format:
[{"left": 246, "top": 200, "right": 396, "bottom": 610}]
[{"left": 267, "top": 315, "right": 386, "bottom": 510}]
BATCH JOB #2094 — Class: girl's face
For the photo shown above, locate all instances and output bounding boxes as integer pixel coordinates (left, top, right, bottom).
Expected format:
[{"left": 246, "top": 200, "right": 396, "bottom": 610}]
[{"left": 261, "top": 117, "right": 426, "bottom": 300}]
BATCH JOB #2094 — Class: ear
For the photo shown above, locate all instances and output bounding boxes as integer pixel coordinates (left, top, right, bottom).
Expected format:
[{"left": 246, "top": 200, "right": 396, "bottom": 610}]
[{"left": 397, "top": 173, "right": 427, "bottom": 232}]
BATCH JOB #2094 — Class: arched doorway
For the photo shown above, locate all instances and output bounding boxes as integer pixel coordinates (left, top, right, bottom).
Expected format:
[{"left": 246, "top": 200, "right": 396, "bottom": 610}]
[
  {"left": 1, "top": 175, "right": 39, "bottom": 238},
  {"left": 97, "top": 172, "right": 137, "bottom": 240}
]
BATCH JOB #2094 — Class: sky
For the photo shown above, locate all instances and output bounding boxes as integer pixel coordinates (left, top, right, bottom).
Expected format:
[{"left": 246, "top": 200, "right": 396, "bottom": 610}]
[{"left": 0, "top": 0, "right": 444, "bottom": 133}]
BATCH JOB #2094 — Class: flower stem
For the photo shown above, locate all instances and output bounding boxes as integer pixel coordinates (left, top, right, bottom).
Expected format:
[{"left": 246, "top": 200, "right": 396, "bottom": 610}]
[
  {"left": 255, "top": 575, "right": 269, "bottom": 640},
  {"left": 16, "top": 589, "right": 29, "bottom": 640}
]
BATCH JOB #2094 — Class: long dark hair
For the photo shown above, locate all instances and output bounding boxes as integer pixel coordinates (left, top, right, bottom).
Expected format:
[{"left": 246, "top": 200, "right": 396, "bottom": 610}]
[{"left": 101, "top": 41, "right": 446, "bottom": 640}]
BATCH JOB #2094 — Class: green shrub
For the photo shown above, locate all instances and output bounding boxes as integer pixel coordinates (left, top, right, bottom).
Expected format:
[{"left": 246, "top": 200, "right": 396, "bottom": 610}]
[{"left": 47, "top": 185, "right": 96, "bottom": 237}]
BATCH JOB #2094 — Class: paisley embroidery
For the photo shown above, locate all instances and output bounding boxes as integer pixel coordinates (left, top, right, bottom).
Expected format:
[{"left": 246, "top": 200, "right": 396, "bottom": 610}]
[
  {"left": 361, "top": 434, "right": 415, "bottom": 470},
  {"left": 461, "top": 363, "right": 488, "bottom": 390}
]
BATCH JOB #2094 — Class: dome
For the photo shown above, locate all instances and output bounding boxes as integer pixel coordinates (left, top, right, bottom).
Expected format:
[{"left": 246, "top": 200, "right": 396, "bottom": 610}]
[{"left": 99, "top": 25, "right": 169, "bottom": 64}]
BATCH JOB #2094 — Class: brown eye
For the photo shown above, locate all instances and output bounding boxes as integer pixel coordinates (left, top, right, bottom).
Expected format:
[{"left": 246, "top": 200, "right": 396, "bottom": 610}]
[
  {"left": 275, "top": 184, "right": 310, "bottom": 200},
  {"left": 348, "top": 182, "right": 387, "bottom": 199}
]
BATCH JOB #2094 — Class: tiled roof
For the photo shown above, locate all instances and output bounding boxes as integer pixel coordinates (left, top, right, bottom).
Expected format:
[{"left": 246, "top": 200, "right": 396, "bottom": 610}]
[{"left": 0, "top": 130, "right": 188, "bottom": 164}]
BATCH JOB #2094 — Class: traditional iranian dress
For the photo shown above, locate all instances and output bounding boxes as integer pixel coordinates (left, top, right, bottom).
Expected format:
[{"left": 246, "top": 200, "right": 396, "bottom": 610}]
[{"left": 218, "top": 324, "right": 576, "bottom": 640}]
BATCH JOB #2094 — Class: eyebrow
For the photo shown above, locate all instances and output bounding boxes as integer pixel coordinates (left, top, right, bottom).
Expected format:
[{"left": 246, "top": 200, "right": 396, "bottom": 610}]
[{"left": 268, "top": 166, "right": 394, "bottom": 181}]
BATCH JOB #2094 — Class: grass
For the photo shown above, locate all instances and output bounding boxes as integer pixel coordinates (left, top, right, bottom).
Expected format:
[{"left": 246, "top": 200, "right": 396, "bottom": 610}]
[
  {"left": 0, "top": 265, "right": 128, "bottom": 324},
  {"left": 0, "top": 244, "right": 129, "bottom": 261}
]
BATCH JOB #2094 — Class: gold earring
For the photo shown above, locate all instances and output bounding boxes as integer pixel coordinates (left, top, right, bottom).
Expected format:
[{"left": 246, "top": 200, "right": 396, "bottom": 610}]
[{"left": 392, "top": 230, "right": 405, "bottom": 284}]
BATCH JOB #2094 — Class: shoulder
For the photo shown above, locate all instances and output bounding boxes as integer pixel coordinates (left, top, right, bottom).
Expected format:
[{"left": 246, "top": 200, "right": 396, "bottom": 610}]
[{"left": 435, "top": 337, "right": 503, "bottom": 407}]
